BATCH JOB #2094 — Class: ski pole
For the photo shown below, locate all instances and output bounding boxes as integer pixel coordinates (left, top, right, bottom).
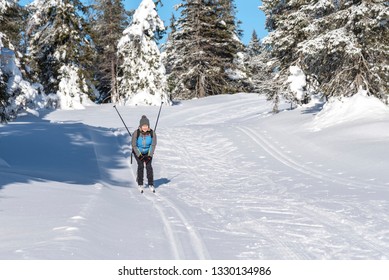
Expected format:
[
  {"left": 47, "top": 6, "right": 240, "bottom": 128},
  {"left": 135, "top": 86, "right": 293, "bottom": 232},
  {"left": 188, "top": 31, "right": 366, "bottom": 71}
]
[
  {"left": 113, "top": 105, "right": 134, "bottom": 164},
  {"left": 113, "top": 105, "right": 132, "bottom": 137},
  {"left": 154, "top": 102, "right": 163, "bottom": 133}
]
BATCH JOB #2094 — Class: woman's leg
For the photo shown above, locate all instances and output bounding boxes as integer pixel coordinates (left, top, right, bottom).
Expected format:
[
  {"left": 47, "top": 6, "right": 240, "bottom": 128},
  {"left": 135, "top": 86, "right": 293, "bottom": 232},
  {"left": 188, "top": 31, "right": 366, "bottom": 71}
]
[
  {"left": 145, "top": 158, "right": 154, "bottom": 186},
  {"left": 135, "top": 154, "right": 144, "bottom": 185}
]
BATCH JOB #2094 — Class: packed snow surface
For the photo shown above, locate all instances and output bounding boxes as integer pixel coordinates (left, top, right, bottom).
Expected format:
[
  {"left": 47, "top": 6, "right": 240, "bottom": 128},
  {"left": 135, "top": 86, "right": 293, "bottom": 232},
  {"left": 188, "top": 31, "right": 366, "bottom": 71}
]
[{"left": 1, "top": 93, "right": 389, "bottom": 260}]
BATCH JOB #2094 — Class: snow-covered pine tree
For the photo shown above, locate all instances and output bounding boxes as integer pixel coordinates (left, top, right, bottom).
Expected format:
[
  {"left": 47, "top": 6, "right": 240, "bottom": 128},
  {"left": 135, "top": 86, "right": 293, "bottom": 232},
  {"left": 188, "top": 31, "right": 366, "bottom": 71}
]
[
  {"left": 0, "top": 36, "right": 8, "bottom": 122},
  {"left": 0, "top": 77, "right": 7, "bottom": 122},
  {"left": 261, "top": 0, "right": 389, "bottom": 106},
  {"left": 27, "top": 0, "right": 95, "bottom": 109},
  {"left": 116, "top": 0, "right": 170, "bottom": 106},
  {"left": 162, "top": 13, "right": 178, "bottom": 94},
  {"left": 90, "top": 0, "right": 128, "bottom": 103},
  {"left": 260, "top": 0, "right": 309, "bottom": 107},
  {"left": 1, "top": 2, "right": 10, "bottom": 121},
  {"left": 219, "top": 0, "right": 250, "bottom": 93},
  {"left": 1, "top": 0, "right": 20, "bottom": 122},
  {"left": 244, "top": 30, "right": 278, "bottom": 106},
  {"left": 297, "top": 0, "right": 389, "bottom": 103},
  {"left": 247, "top": 30, "right": 262, "bottom": 57},
  {"left": 167, "top": 0, "right": 246, "bottom": 99},
  {"left": 242, "top": 30, "right": 264, "bottom": 94},
  {"left": 0, "top": 0, "right": 23, "bottom": 49},
  {"left": 1, "top": 0, "right": 48, "bottom": 122}
]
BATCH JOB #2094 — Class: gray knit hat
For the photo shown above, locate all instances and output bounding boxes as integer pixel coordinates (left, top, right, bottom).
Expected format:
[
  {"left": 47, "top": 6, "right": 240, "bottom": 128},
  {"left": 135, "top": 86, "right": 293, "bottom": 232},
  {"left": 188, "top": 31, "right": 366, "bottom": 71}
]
[{"left": 139, "top": 115, "right": 150, "bottom": 127}]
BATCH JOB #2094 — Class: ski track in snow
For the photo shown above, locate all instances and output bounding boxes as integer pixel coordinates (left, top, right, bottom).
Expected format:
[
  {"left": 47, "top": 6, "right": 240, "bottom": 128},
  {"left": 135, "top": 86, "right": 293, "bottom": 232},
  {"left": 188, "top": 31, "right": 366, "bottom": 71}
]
[
  {"left": 165, "top": 127, "right": 312, "bottom": 259},
  {"left": 139, "top": 191, "right": 210, "bottom": 259},
  {"left": 155, "top": 113, "right": 389, "bottom": 258},
  {"left": 117, "top": 130, "right": 210, "bottom": 260},
  {"left": 234, "top": 126, "right": 389, "bottom": 259},
  {"left": 1, "top": 93, "right": 389, "bottom": 259},
  {"left": 239, "top": 126, "right": 385, "bottom": 190}
]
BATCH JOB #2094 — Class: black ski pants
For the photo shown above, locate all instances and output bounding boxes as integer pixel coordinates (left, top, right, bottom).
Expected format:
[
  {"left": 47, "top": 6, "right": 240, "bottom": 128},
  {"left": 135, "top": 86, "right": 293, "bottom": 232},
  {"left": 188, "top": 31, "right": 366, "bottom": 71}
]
[{"left": 134, "top": 154, "right": 154, "bottom": 186}]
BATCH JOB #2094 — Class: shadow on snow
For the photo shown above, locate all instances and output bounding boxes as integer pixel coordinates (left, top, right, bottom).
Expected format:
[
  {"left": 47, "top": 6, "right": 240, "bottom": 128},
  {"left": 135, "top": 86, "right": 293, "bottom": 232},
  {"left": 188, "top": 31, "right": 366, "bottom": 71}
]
[
  {"left": 154, "top": 178, "right": 170, "bottom": 189},
  {"left": 0, "top": 115, "right": 130, "bottom": 190}
]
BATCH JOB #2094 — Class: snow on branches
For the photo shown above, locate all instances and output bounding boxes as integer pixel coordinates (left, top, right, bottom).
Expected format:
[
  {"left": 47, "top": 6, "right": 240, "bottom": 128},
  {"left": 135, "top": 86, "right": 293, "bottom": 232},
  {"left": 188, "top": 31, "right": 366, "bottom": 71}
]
[{"left": 117, "top": 0, "right": 170, "bottom": 106}]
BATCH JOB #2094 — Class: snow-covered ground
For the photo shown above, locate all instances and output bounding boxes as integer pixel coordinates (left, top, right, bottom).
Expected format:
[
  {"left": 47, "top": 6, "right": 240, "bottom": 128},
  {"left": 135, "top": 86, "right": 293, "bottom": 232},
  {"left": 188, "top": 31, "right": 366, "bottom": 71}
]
[{"left": 1, "top": 93, "right": 389, "bottom": 260}]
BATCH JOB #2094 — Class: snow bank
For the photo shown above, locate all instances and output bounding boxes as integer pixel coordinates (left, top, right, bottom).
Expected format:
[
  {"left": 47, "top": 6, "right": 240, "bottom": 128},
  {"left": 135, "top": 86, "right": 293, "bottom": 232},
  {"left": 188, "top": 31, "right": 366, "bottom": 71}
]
[{"left": 311, "top": 89, "right": 389, "bottom": 131}]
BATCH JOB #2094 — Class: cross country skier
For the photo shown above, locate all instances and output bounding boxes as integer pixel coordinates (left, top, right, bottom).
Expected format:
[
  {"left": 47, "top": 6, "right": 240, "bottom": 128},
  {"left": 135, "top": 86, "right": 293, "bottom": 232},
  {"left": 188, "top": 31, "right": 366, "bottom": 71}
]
[{"left": 132, "top": 115, "right": 157, "bottom": 192}]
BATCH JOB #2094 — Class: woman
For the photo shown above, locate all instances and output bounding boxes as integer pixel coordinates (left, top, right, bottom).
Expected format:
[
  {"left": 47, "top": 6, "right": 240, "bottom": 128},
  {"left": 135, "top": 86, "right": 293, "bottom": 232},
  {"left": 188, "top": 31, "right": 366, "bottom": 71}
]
[{"left": 132, "top": 115, "right": 157, "bottom": 192}]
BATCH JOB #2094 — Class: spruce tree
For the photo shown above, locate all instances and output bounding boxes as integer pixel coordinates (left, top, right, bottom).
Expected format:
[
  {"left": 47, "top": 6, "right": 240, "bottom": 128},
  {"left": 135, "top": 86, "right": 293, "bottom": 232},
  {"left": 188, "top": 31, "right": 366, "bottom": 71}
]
[
  {"left": 298, "top": 0, "right": 389, "bottom": 102},
  {"left": 0, "top": 53, "right": 8, "bottom": 122},
  {"left": 1, "top": 1, "right": 11, "bottom": 122},
  {"left": 0, "top": 0, "right": 23, "bottom": 49},
  {"left": 27, "top": 0, "right": 95, "bottom": 109},
  {"left": 1, "top": 0, "right": 23, "bottom": 122},
  {"left": 247, "top": 30, "right": 261, "bottom": 57},
  {"left": 244, "top": 33, "right": 275, "bottom": 97},
  {"left": 1, "top": 31, "right": 11, "bottom": 122},
  {"left": 225, "top": 28, "right": 260, "bottom": 95},
  {"left": 163, "top": 13, "right": 178, "bottom": 94},
  {"left": 219, "top": 0, "right": 249, "bottom": 92},
  {"left": 261, "top": 0, "right": 389, "bottom": 105},
  {"left": 261, "top": 0, "right": 309, "bottom": 106},
  {"left": 167, "top": 0, "right": 245, "bottom": 99},
  {"left": 90, "top": 0, "right": 128, "bottom": 103},
  {"left": 116, "top": 0, "right": 170, "bottom": 105}
]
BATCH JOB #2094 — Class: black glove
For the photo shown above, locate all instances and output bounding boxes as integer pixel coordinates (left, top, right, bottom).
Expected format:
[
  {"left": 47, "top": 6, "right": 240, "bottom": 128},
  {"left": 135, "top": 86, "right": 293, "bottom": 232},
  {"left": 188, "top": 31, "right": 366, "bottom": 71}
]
[
  {"left": 138, "top": 154, "right": 145, "bottom": 161},
  {"left": 143, "top": 156, "right": 152, "bottom": 163}
]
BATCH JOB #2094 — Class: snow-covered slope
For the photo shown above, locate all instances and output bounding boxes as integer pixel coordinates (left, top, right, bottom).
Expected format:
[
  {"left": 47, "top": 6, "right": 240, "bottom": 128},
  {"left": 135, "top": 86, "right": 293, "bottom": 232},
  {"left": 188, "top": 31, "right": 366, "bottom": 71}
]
[{"left": 1, "top": 93, "right": 389, "bottom": 259}]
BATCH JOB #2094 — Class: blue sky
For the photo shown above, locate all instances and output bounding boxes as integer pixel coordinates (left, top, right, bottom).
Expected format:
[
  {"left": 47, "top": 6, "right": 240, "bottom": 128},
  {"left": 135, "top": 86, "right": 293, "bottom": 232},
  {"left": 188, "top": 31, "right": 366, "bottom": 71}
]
[
  {"left": 127, "top": 0, "right": 268, "bottom": 44},
  {"left": 19, "top": 0, "right": 267, "bottom": 45}
]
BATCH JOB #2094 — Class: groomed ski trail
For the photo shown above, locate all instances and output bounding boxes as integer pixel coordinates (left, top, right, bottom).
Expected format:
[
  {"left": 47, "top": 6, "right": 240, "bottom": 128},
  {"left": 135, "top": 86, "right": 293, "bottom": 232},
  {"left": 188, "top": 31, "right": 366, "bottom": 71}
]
[
  {"left": 118, "top": 131, "right": 210, "bottom": 260},
  {"left": 2, "top": 93, "right": 389, "bottom": 260},
  {"left": 154, "top": 120, "right": 389, "bottom": 259}
]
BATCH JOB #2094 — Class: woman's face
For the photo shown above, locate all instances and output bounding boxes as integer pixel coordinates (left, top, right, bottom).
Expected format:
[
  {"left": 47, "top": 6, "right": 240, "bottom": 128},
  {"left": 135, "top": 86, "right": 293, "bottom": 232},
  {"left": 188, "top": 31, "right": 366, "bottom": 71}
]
[{"left": 141, "top": 124, "right": 149, "bottom": 132}]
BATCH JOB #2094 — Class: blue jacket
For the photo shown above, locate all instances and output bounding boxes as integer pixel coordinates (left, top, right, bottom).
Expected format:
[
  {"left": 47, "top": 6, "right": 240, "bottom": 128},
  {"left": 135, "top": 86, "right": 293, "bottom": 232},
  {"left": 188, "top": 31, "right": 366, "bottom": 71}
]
[{"left": 132, "top": 129, "right": 157, "bottom": 157}]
